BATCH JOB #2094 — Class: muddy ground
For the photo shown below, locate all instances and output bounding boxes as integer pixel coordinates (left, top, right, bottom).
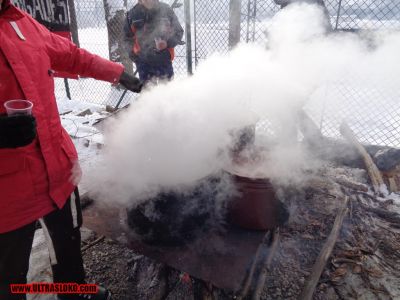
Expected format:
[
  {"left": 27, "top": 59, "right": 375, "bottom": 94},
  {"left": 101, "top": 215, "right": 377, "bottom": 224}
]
[{"left": 82, "top": 162, "right": 400, "bottom": 300}]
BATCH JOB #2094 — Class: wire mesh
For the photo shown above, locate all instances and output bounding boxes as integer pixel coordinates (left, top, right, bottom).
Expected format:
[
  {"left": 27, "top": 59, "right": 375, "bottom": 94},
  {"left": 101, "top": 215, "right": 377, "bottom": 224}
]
[
  {"left": 311, "top": 78, "right": 400, "bottom": 147},
  {"left": 54, "top": 0, "right": 187, "bottom": 107},
  {"left": 54, "top": 0, "right": 399, "bottom": 147},
  {"left": 330, "top": 0, "right": 400, "bottom": 31},
  {"left": 193, "top": 0, "right": 400, "bottom": 147},
  {"left": 193, "top": 1, "right": 231, "bottom": 65}
]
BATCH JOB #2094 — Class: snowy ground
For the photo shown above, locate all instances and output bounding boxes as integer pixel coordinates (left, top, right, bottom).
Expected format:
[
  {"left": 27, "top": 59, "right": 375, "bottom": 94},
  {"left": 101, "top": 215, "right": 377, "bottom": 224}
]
[{"left": 57, "top": 98, "right": 111, "bottom": 194}]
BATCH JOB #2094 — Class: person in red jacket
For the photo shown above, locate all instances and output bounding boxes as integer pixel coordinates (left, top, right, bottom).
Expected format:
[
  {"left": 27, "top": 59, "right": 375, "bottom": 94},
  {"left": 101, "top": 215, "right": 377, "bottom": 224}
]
[{"left": 0, "top": 0, "right": 141, "bottom": 299}]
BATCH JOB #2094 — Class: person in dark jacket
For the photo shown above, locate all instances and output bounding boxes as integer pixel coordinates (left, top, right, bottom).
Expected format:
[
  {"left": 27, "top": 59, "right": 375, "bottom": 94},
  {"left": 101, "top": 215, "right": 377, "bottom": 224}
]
[
  {"left": 123, "top": 0, "right": 184, "bottom": 84},
  {"left": 274, "top": 0, "right": 326, "bottom": 9},
  {"left": 274, "top": 0, "right": 332, "bottom": 30},
  {"left": 0, "top": 0, "right": 141, "bottom": 299}
]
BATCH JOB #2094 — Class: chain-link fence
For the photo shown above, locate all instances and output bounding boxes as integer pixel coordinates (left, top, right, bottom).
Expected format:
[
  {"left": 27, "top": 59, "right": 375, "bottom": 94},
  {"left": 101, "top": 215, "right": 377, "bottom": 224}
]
[
  {"left": 193, "top": 0, "right": 400, "bottom": 147},
  {"left": 54, "top": 0, "right": 188, "bottom": 108},
  {"left": 53, "top": 0, "right": 400, "bottom": 147}
]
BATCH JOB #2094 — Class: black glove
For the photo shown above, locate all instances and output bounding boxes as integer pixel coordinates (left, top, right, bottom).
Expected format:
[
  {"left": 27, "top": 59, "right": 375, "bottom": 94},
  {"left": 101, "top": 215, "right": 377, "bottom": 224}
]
[
  {"left": 119, "top": 71, "right": 143, "bottom": 93},
  {"left": 0, "top": 114, "right": 37, "bottom": 148}
]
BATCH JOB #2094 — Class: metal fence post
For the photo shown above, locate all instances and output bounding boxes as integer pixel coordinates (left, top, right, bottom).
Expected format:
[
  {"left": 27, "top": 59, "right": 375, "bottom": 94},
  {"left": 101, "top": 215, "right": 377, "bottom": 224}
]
[
  {"left": 251, "top": 0, "right": 257, "bottom": 42},
  {"left": 184, "top": 0, "right": 193, "bottom": 75},
  {"left": 335, "top": 0, "right": 343, "bottom": 30},
  {"left": 229, "top": 0, "right": 242, "bottom": 49},
  {"left": 64, "top": 78, "right": 71, "bottom": 100},
  {"left": 193, "top": 0, "right": 198, "bottom": 66}
]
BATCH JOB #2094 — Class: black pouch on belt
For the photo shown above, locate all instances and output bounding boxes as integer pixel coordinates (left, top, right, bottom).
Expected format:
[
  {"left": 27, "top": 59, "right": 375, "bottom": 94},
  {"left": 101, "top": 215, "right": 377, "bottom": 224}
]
[{"left": 0, "top": 114, "right": 37, "bottom": 148}]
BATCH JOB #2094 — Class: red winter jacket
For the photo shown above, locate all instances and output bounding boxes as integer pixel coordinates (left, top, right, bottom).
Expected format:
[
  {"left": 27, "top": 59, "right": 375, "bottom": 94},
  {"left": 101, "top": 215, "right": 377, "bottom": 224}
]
[{"left": 0, "top": 1, "right": 124, "bottom": 233}]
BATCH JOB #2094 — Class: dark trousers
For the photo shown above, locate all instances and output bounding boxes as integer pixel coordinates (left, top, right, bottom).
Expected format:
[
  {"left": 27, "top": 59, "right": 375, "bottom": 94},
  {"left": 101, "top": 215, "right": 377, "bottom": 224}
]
[
  {"left": 0, "top": 189, "right": 84, "bottom": 300},
  {"left": 136, "top": 60, "right": 174, "bottom": 84}
]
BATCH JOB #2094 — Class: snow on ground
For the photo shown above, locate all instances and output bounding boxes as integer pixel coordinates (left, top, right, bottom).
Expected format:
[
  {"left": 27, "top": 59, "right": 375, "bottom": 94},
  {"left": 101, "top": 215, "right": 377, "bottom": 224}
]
[
  {"left": 58, "top": 97, "right": 108, "bottom": 194},
  {"left": 390, "top": 192, "right": 400, "bottom": 207},
  {"left": 59, "top": 99, "right": 105, "bottom": 142}
]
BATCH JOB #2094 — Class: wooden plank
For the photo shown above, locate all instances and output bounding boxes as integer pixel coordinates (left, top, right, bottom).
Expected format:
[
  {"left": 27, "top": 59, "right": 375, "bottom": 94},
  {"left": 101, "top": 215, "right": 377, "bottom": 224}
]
[{"left": 340, "top": 122, "right": 386, "bottom": 195}]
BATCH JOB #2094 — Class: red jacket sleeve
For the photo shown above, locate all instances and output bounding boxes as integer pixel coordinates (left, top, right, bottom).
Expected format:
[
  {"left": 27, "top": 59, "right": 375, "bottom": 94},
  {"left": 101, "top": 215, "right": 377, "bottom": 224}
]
[{"left": 32, "top": 17, "right": 124, "bottom": 83}]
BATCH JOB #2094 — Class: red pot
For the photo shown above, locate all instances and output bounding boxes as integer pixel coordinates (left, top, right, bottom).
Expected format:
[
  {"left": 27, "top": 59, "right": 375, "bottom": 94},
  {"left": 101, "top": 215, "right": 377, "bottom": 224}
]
[{"left": 227, "top": 172, "right": 286, "bottom": 231}]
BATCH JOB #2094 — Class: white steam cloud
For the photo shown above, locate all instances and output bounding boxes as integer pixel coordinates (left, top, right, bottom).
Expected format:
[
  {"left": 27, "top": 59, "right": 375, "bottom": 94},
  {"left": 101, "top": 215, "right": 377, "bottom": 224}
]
[{"left": 88, "top": 3, "right": 400, "bottom": 204}]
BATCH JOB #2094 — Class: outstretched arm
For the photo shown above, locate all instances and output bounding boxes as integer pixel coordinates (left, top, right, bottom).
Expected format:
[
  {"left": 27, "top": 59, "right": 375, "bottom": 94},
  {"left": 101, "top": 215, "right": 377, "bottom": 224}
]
[
  {"left": 31, "top": 16, "right": 141, "bottom": 92},
  {"left": 39, "top": 24, "right": 124, "bottom": 83}
]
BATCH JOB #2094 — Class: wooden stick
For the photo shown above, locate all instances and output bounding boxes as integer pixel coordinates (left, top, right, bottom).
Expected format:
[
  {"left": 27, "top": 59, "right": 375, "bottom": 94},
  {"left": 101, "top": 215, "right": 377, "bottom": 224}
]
[
  {"left": 237, "top": 231, "right": 272, "bottom": 300},
  {"left": 340, "top": 122, "right": 386, "bottom": 195},
  {"left": 252, "top": 228, "right": 280, "bottom": 300},
  {"left": 386, "top": 175, "right": 400, "bottom": 193},
  {"left": 299, "top": 196, "right": 349, "bottom": 300},
  {"left": 334, "top": 176, "right": 369, "bottom": 192},
  {"left": 297, "top": 110, "right": 324, "bottom": 143},
  {"left": 81, "top": 235, "right": 105, "bottom": 252},
  {"left": 60, "top": 110, "right": 73, "bottom": 116}
]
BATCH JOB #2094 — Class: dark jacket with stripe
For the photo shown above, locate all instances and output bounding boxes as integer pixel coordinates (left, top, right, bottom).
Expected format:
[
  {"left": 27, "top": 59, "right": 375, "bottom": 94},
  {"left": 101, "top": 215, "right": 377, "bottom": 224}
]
[{"left": 123, "top": 1, "right": 184, "bottom": 66}]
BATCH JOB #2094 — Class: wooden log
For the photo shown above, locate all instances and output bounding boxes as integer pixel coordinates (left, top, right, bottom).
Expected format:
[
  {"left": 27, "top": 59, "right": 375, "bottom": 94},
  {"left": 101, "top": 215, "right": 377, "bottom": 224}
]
[
  {"left": 297, "top": 110, "right": 324, "bottom": 144},
  {"left": 60, "top": 110, "right": 73, "bottom": 115},
  {"left": 339, "top": 122, "right": 386, "bottom": 195},
  {"left": 77, "top": 108, "right": 92, "bottom": 117},
  {"left": 252, "top": 228, "right": 280, "bottom": 300},
  {"left": 382, "top": 169, "right": 400, "bottom": 193},
  {"left": 236, "top": 231, "right": 272, "bottom": 300},
  {"left": 387, "top": 177, "right": 399, "bottom": 193},
  {"left": 299, "top": 196, "right": 349, "bottom": 300},
  {"left": 81, "top": 235, "right": 105, "bottom": 252},
  {"left": 334, "top": 176, "right": 369, "bottom": 192}
]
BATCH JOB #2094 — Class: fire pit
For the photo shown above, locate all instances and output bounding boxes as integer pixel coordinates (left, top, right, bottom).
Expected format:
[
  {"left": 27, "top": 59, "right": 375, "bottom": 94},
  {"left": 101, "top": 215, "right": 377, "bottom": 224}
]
[
  {"left": 126, "top": 172, "right": 233, "bottom": 246},
  {"left": 126, "top": 161, "right": 288, "bottom": 246},
  {"left": 83, "top": 140, "right": 289, "bottom": 291}
]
